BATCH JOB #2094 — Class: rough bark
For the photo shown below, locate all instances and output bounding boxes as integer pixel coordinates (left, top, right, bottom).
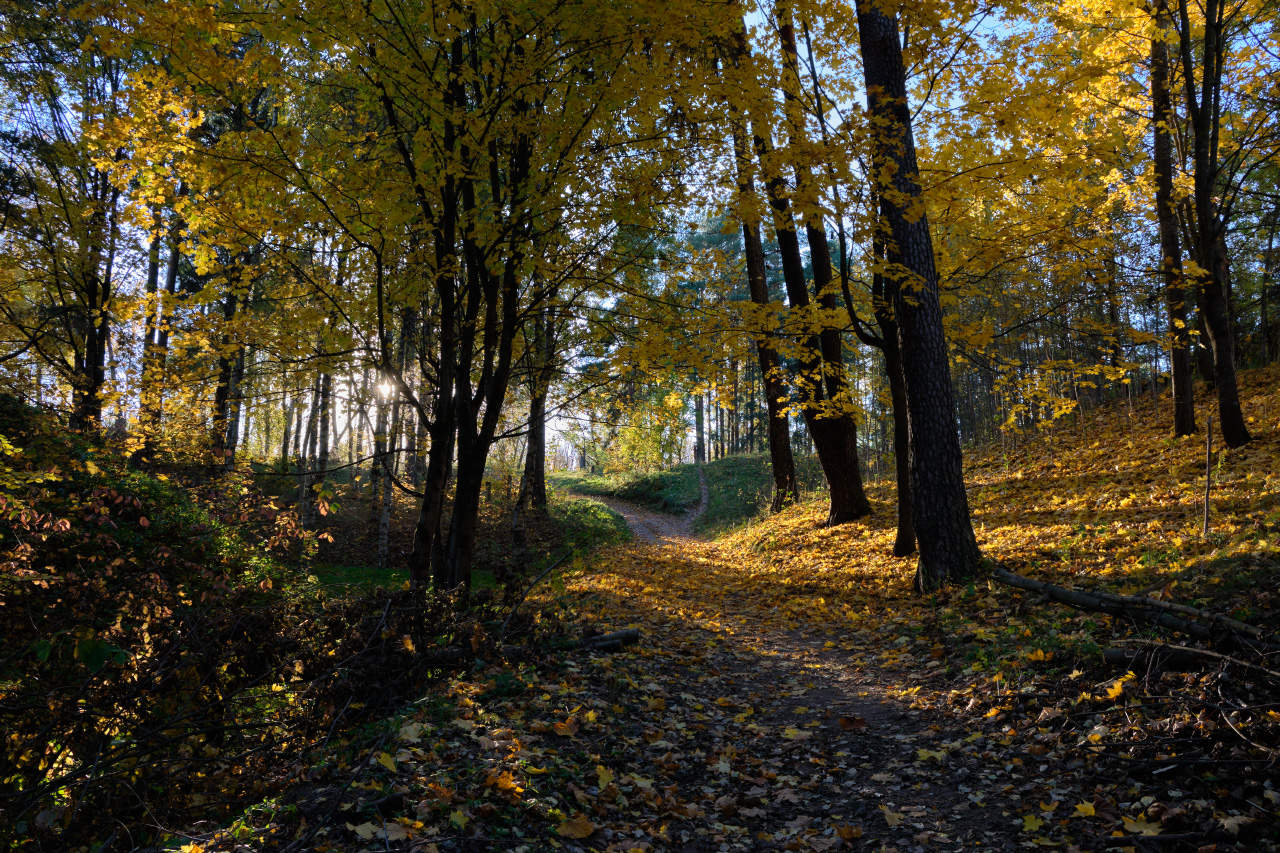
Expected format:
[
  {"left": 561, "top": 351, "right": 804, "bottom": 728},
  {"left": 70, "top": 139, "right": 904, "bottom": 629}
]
[
  {"left": 1177, "top": 0, "right": 1250, "bottom": 446},
  {"left": 856, "top": 1, "right": 981, "bottom": 590},
  {"left": 1151, "top": 1, "right": 1197, "bottom": 437}
]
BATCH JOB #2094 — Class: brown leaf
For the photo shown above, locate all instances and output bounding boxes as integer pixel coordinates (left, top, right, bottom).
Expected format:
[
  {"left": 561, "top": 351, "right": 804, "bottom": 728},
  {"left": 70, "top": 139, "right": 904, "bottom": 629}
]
[{"left": 556, "top": 814, "right": 597, "bottom": 839}]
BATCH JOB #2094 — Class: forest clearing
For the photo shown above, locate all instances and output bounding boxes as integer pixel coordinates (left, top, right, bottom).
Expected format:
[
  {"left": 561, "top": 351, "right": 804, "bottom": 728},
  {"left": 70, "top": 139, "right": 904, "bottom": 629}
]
[{"left": 4, "top": 0, "right": 1280, "bottom": 849}]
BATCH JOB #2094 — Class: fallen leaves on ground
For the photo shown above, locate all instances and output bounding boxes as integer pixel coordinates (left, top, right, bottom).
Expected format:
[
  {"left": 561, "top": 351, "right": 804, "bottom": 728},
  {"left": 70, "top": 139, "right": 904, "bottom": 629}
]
[{"left": 202, "top": 369, "right": 1280, "bottom": 850}]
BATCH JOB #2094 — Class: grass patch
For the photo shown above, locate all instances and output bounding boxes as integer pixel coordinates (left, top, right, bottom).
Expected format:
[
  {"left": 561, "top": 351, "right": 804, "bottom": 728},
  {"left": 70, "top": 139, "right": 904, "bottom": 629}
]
[
  {"left": 308, "top": 562, "right": 408, "bottom": 590},
  {"left": 548, "top": 467, "right": 700, "bottom": 514},
  {"left": 550, "top": 493, "right": 632, "bottom": 551},
  {"left": 550, "top": 454, "right": 826, "bottom": 532},
  {"left": 695, "top": 453, "right": 826, "bottom": 534}
]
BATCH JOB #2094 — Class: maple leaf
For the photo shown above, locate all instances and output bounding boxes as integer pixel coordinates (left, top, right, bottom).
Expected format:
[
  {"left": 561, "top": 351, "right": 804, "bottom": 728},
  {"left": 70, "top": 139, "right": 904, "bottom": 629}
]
[
  {"left": 1073, "top": 802, "right": 1096, "bottom": 817},
  {"left": 553, "top": 715, "right": 579, "bottom": 736},
  {"left": 485, "top": 769, "right": 522, "bottom": 797},
  {"left": 1121, "top": 815, "right": 1161, "bottom": 836},
  {"left": 595, "top": 765, "right": 613, "bottom": 788},
  {"left": 880, "top": 805, "right": 905, "bottom": 827},
  {"left": 1022, "top": 814, "right": 1044, "bottom": 833},
  {"left": 556, "top": 814, "right": 598, "bottom": 838},
  {"left": 1103, "top": 673, "right": 1134, "bottom": 701}
]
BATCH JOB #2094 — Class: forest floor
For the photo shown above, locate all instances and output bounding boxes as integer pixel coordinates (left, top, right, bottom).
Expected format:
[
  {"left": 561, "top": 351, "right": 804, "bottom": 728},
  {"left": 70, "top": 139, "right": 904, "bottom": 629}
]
[{"left": 197, "top": 372, "right": 1280, "bottom": 853}]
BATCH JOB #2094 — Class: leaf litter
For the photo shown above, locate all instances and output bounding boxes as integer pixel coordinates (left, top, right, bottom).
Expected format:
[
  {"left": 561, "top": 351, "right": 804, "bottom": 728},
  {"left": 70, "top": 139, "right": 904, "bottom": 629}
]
[{"left": 200, "top": 368, "right": 1280, "bottom": 851}]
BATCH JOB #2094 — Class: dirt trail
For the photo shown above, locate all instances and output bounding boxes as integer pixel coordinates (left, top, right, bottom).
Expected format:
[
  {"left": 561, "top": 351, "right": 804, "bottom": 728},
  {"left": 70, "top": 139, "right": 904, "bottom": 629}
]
[
  {"left": 570, "top": 483, "right": 1040, "bottom": 850},
  {"left": 582, "top": 467, "right": 710, "bottom": 545}
]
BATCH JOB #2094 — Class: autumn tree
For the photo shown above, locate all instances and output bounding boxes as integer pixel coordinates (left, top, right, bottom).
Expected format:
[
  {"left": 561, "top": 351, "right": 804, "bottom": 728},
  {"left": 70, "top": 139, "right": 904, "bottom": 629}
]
[
  {"left": 0, "top": 2, "right": 129, "bottom": 429},
  {"left": 856, "top": 0, "right": 981, "bottom": 590}
]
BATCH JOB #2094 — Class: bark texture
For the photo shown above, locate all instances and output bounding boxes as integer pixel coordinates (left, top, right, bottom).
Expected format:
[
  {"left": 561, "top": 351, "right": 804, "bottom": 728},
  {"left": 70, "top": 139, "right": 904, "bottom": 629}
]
[{"left": 856, "top": 1, "right": 981, "bottom": 591}]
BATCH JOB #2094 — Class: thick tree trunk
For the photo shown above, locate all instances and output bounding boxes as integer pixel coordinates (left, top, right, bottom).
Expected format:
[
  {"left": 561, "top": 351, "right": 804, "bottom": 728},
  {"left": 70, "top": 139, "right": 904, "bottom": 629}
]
[
  {"left": 1178, "top": 0, "right": 1250, "bottom": 447},
  {"left": 1151, "top": 2, "right": 1197, "bottom": 437},
  {"left": 299, "top": 375, "right": 321, "bottom": 526},
  {"left": 223, "top": 347, "right": 247, "bottom": 468},
  {"left": 518, "top": 310, "right": 555, "bottom": 514},
  {"left": 210, "top": 283, "right": 242, "bottom": 463},
  {"left": 857, "top": 1, "right": 981, "bottom": 590},
  {"left": 138, "top": 231, "right": 162, "bottom": 453}
]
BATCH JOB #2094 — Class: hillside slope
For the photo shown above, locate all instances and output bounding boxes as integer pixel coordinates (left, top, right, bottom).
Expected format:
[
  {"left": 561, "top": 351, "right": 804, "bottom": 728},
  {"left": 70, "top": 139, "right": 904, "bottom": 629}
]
[{"left": 207, "top": 369, "right": 1280, "bottom": 851}]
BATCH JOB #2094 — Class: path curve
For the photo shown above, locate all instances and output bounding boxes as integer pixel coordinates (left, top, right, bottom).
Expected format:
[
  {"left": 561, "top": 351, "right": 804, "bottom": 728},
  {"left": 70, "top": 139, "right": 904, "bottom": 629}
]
[{"left": 578, "top": 466, "right": 709, "bottom": 545}]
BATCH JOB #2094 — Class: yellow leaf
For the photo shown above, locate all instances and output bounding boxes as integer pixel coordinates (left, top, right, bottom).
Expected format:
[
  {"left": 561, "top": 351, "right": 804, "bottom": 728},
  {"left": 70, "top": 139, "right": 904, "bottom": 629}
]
[
  {"left": 1104, "top": 673, "right": 1133, "bottom": 701},
  {"left": 1022, "top": 814, "right": 1044, "bottom": 833},
  {"left": 596, "top": 765, "right": 614, "bottom": 788},
  {"left": 556, "top": 814, "right": 597, "bottom": 839},
  {"left": 1027, "top": 648, "right": 1051, "bottom": 662},
  {"left": 485, "top": 769, "right": 522, "bottom": 795},
  {"left": 375, "top": 752, "right": 396, "bottom": 772},
  {"left": 880, "top": 805, "right": 904, "bottom": 827},
  {"left": 449, "top": 809, "right": 468, "bottom": 829},
  {"left": 401, "top": 635, "right": 416, "bottom": 653},
  {"left": 1122, "top": 815, "right": 1161, "bottom": 836},
  {"left": 553, "top": 716, "right": 579, "bottom": 737},
  {"left": 781, "top": 726, "right": 811, "bottom": 740},
  {"left": 1074, "top": 802, "right": 1096, "bottom": 817}
]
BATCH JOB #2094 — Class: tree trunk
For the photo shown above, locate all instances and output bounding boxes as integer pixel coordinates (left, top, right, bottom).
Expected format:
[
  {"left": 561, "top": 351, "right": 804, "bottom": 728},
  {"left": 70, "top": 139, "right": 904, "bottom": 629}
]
[
  {"left": 883, "top": 331, "right": 916, "bottom": 556},
  {"left": 518, "top": 310, "right": 555, "bottom": 514},
  {"left": 138, "top": 229, "right": 163, "bottom": 454},
  {"left": 729, "top": 118, "right": 798, "bottom": 510},
  {"left": 223, "top": 346, "right": 247, "bottom": 468},
  {"left": 746, "top": 15, "right": 869, "bottom": 524},
  {"left": 1152, "top": 0, "right": 1197, "bottom": 437},
  {"left": 279, "top": 389, "right": 292, "bottom": 469},
  {"left": 857, "top": 0, "right": 981, "bottom": 591},
  {"left": 314, "top": 372, "right": 332, "bottom": 509},
  {"left": 1263, "top": 205, "right": 1279, "bottom": 362},
  {"left": 694, "top": 393, "right": 705, "bottom": 463},
  {"left": 744, "top": 94, "right": 869, "bottom": 522},
  {"left": 517, "top": 388, "right": 548, "bottom": 512},
  {"left": 210, "top": 286, "right": 240, "bottom": 464},
  {"left": 299, "top": 375, "right": 321, "bottom": 527},
  {"left": 1178, "top": 0, "right": 1250, "bottom": 446}
]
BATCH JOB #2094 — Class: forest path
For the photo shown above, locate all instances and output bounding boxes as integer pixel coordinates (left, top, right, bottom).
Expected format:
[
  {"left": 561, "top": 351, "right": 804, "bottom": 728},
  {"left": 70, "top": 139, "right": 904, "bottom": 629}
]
[
  {"left": 542, "top": 491, "right": 1039, "bottom": 850},
  {"left": 576, "top": 466, "right": 710, "bottom": 544},
  {"left": 297, "top": 491, "right": 1165, "bottom": 852}
]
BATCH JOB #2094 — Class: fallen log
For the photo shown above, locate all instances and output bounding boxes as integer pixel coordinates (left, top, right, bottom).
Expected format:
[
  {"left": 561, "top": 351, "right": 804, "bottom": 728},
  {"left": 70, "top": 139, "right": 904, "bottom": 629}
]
[
  {"left": 991, "top": 567, "right": 1280, "bottom": 655},
  {"left": 1104, "top": 640, "right": 1280, "bottom": 681},
  {"left": 581, "top": 628, "right": 640, "bottom": 652}
]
